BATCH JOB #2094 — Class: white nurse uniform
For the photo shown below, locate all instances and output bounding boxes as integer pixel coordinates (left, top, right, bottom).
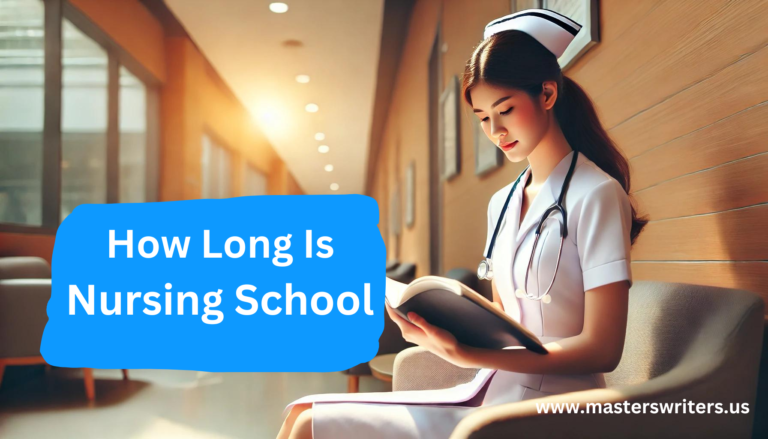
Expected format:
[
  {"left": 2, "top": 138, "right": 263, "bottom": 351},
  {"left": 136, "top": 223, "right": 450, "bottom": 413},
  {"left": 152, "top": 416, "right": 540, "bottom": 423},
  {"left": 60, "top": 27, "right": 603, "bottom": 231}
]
[{"left": 283, "top": 150, "right": 634, "bottom": 438}]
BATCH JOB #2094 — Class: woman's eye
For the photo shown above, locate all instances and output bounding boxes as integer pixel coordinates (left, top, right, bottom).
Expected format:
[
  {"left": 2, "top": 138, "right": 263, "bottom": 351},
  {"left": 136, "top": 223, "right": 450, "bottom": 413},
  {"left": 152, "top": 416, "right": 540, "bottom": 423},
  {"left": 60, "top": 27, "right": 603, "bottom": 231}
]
[{"left": 479, "top": 108, "right": 512, "bottom": 123}]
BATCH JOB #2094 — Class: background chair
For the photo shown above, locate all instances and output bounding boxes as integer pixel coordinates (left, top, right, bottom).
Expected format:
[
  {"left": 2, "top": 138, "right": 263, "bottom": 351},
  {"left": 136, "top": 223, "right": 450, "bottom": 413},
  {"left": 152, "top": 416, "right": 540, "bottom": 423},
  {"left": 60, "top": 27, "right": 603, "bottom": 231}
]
[
  {"left": 385, "top": 259, "right": 400, "bottom": 272},
  {"left": 387, "top": 262, "right": 416, "bottom": 284},
  {"left": 393, "top": 281, "right": 765, "bottom": 438},
  {"left": 0, "top": 256, "right": 128, "bottom": 400}
]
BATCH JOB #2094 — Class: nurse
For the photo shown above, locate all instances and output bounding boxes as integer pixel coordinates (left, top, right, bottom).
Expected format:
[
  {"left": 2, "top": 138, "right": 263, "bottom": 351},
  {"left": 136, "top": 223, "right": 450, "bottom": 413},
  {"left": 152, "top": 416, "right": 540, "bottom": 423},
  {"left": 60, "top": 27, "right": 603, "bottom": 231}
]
[{"left": 277, "top": 8, "right": 648, "bottom": 439}]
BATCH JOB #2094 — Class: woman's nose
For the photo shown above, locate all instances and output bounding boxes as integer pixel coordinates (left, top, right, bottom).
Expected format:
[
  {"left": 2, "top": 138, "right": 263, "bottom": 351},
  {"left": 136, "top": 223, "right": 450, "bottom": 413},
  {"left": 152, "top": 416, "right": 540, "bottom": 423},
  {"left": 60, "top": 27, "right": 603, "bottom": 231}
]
[{"left": 490, "top": 118, "right": 507, "bottom": 140}]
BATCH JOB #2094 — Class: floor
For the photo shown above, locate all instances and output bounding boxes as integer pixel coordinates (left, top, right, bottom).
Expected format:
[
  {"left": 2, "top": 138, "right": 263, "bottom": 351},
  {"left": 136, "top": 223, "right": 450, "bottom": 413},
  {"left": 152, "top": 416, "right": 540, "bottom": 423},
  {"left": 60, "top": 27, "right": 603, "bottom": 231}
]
[{"left": 0, "top": 367, "right": 390, "bottom": 438}]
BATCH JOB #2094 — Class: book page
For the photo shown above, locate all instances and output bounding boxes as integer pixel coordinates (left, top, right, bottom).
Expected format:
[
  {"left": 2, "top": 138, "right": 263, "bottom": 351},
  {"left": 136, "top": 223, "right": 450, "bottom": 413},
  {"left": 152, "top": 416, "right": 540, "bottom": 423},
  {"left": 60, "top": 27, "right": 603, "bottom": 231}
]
[{"left": 385, "top": 276, "right": 409, "bottom": 306}]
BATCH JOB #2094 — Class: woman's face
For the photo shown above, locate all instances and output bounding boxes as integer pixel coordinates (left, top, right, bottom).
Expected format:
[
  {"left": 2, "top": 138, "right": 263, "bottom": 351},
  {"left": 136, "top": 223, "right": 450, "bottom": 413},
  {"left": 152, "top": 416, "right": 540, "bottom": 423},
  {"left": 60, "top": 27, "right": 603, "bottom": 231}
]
[{"left": 469, "top": 81, "right": 551, "bottom": 163}]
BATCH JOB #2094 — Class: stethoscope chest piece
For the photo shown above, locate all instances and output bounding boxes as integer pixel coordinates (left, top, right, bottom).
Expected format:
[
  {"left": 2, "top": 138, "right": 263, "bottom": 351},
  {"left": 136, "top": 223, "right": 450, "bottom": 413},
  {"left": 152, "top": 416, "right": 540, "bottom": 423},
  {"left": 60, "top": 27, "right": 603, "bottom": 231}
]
[{"left": 477, "top": 258, "right": 493, "bottom": 280}]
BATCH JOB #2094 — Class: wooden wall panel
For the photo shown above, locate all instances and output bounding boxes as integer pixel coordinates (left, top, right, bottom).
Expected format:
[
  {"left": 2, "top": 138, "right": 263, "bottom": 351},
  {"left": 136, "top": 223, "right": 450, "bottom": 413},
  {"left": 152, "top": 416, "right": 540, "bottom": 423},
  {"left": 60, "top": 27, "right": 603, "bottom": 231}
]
[
  {"left": 634, "top": 152, "right": 768, "bottom": 220},
  {"left": 630, "top": 102, "right": 768, "bottom": 191},
  {"left": 632, "top": 261, "right": 768, "bottom": 303},
  {"left": 592, "top": 0, "right": 767, "bottom": 130},
  {"left": 611, "top": 43, "right": 768, "bottom": 159},
  {"left": 632, "top": 204, "right": 768, "bottom": 261}
]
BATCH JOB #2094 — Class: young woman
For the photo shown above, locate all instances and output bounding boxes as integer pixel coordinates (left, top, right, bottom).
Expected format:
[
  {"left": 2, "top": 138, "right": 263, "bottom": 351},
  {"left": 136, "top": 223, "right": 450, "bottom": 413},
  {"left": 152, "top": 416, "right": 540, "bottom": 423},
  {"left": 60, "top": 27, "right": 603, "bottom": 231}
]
[{"left": 277, "top": 9, "right": 648, "bottom": 439}]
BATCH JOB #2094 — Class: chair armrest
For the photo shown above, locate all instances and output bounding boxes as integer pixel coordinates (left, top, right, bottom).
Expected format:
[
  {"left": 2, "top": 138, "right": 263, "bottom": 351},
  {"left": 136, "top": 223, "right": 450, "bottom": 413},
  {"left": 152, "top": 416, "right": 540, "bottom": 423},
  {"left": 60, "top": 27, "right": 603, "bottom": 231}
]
[
  {"left": 0, "top": 279, "right": 51, "bottom": 357},
  {"left": 450, "top": 388, "right": 638, "bottom": 439},
  {"left": 392, "top": 346, "right": 479, "bottom": 391}
]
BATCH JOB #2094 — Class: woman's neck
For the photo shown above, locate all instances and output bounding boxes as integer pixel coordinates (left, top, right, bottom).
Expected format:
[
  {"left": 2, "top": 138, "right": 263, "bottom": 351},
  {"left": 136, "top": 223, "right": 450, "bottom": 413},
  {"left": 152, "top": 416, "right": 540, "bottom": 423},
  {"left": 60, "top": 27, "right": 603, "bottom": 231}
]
[{"left": 526, "top": 119, "right": 573, "bottom": 188}]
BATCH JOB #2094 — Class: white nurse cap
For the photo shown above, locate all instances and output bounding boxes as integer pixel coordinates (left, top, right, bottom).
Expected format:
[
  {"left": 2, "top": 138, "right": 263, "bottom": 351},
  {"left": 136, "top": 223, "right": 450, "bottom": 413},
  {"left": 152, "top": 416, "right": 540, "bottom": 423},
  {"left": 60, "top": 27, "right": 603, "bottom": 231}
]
[{"left": 484, "top": 9, "right": 582, "bottom": 59}]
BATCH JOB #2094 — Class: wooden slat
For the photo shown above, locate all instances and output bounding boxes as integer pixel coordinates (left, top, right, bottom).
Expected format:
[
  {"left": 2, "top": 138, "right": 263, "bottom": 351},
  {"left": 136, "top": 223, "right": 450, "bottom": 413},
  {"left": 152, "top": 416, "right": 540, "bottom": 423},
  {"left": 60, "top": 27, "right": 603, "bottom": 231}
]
[
  {"left": 570, "top": 0, "right": 714, "bottom": 101},
  {"left": 610, "top": 42, "right": 768, "bottom": 159},
  {"left": 600, "top": 0, "right": 768, "bottom": 128},
  {"left": 632, "top": 261, "right": 768, "bottom": 305},
  {"left": 633, "top": 153, "right": 768, "bottom": 221},
  {"left": 631, "top": 204, "right": 768, "bottom": 261},
  {"left": 630, "top": 101, "right": 768, "bottom": 191}
]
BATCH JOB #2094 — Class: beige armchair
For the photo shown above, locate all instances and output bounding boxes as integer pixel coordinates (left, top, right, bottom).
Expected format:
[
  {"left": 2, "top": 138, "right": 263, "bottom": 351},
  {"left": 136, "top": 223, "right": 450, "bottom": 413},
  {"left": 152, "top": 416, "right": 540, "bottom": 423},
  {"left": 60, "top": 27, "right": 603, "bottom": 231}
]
[
  {"left": 393, "top": 281, "right": 764, "bottom": 438},
  {"left": 0, "top": 256, "right": 128, "bottom": 400}
]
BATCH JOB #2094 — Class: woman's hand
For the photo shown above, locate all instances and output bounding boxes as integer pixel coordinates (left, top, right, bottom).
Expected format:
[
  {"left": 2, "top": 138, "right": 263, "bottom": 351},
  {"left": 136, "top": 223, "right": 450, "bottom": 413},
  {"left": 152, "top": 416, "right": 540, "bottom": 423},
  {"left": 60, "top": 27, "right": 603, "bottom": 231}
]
[{"left": 385, "top": 303, "right": 471, "bottom": 368}]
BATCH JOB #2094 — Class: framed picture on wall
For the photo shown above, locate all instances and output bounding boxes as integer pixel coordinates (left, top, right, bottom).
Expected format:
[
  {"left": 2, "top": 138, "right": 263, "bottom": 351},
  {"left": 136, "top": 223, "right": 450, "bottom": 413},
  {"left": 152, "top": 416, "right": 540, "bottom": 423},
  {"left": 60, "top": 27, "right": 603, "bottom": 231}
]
[
  {"left": 473, "top": 116, "right": 504, "bottom": 176},
  {"left": 439, "top": 75, "right": 460, "bottom": 181},
  {"left": 405, "top": 161, "right": 415, "bottom": 228},
  {"left": 510, "top": 0, "right": 599, "bottom": 71}
]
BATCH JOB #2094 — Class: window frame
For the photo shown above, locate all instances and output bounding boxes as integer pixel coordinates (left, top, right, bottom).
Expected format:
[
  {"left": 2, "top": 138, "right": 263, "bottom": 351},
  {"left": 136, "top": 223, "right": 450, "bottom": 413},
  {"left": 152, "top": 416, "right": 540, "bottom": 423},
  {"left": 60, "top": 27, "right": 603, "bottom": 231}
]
[{"left": 0, "top": 0, "right": 161, "bottom": 235}]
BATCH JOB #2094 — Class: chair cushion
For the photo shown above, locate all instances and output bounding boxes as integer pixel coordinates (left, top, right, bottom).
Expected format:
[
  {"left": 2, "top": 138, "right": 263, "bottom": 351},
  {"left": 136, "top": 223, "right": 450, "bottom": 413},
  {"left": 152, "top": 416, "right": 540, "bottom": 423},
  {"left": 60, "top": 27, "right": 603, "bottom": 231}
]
[{"left": 0, "top": 256, "right": 51, "bottom": 280}]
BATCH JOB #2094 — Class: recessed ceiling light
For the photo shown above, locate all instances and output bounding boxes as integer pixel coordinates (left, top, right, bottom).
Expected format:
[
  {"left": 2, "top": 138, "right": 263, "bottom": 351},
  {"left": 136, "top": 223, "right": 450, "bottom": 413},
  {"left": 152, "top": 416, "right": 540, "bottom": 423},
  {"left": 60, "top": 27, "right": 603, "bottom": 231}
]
[
  {"left": 315, "top": 132, "right": 325, "bottom": 141},
  {"left": 305, "top": 103, "right": 319, "bottom": 113},
  {"left": 295, "top": 75, "right": 310, "bottom": 84},
  {"left": 324, "top": 164, "right": 333, "bottom": 172},
  {"left": 318, "top": 145, "right": 329, "bottom": 153},
  {"left": 269, "top": 3, "right": 289, "bottom": 13},
  {"left": 330, "top": 183, "right": 339, "bottom": 191}
]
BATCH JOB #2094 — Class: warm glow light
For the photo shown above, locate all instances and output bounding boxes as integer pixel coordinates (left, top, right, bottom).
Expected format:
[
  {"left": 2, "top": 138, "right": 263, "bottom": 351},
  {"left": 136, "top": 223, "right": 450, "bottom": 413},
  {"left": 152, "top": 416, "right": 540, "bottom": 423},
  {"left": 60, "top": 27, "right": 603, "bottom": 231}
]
[
  {"left": 324, "top": 164, "right": 333, "bottom": 172},
  {"left": 269, "top": 3, "right": 289, "bottom": 13},
  {"left": 255, "top": 107, "right": 285, "bottom": 131},
  {"left": 318, "top": 145, "right": 329, "bottom": 153},
  {"left": 295, "top": 74, "right": 310, "bottom": 84},
  {"left": 330, "top": 183, "right": 339, "bottom": 191},
  {"left": 315, "top": 132, "right": 325, "bottom": 141},
  {"left": 305, "top": 103, "right": 319, "bottom": 113}
]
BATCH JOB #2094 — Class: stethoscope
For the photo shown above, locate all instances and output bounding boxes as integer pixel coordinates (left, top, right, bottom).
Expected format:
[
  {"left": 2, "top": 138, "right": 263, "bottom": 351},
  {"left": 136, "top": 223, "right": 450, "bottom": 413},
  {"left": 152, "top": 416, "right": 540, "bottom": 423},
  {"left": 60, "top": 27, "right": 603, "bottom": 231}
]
[{"left": 476, "top": 151, "right": 579, "bottom": 304}]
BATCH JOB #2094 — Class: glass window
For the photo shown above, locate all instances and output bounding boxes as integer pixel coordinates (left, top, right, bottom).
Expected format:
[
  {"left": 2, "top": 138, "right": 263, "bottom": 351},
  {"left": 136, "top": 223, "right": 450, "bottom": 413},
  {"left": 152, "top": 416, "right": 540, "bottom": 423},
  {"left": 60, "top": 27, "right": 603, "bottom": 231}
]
[
  {"left": 0, "top": 0, "right": 45, "bottom": 225},
  {"left": 60, "top": 18, "right": 107, "bottom": 221},
  {"left": 119, "top": 66, "right": 146, "bottom": 203},
  {"left": 201, "top": 134, "right": 231, "bottom": 199}
]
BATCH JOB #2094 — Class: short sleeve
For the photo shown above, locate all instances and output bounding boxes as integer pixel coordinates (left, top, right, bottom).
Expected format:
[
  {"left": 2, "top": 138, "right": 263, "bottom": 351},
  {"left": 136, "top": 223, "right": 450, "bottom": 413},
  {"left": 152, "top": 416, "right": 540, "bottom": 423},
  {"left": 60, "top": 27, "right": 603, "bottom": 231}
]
[{"left": 576, "top": 178, "right": 633, "bottom": 291}]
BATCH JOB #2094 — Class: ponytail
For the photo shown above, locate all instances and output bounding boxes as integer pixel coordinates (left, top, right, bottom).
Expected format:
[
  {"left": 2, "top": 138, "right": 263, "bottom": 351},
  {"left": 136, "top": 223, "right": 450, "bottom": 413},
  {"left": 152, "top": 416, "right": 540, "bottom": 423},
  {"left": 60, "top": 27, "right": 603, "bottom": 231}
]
[{"left": 553, "top": 76, "right": 648, "bottom": 245}]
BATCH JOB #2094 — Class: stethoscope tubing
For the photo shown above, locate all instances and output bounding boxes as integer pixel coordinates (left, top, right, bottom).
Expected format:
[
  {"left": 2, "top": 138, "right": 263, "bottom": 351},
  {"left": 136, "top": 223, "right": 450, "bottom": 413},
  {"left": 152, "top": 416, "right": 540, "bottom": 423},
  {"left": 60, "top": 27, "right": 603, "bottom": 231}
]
[{"left": 479, "top": 151, "right": 580, "bottom": 303}]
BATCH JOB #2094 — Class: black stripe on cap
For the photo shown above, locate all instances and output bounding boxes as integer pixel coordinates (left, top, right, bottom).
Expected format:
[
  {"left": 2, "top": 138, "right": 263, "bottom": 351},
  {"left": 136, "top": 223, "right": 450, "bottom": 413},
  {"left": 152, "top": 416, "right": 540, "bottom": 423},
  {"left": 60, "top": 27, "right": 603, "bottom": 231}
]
[{"left": 487, "top": 11, "right": 580, "bottom": 36}]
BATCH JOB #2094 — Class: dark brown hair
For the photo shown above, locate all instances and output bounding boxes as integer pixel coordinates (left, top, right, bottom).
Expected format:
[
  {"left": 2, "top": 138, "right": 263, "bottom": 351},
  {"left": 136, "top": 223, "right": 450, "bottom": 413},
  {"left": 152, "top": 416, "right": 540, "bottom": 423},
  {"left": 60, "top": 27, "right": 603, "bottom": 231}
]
[{"left": 462, "top": 30, "right": 648, "bottom": 245}]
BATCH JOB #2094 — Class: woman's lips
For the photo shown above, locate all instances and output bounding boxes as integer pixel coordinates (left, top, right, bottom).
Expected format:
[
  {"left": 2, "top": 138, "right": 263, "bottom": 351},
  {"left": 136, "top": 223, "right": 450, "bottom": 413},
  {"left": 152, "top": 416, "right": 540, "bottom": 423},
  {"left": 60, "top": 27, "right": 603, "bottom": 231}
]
[{"left": 500, "top": 140, "right": 518, "bottom": 151}]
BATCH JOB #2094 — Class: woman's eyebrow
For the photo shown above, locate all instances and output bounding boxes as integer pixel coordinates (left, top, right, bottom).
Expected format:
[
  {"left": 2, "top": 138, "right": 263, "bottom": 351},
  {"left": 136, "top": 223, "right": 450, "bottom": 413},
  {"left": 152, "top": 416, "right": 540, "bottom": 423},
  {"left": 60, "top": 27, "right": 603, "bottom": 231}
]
[{"left": 473, "top": 95, "right": 512, "bottom": 113}]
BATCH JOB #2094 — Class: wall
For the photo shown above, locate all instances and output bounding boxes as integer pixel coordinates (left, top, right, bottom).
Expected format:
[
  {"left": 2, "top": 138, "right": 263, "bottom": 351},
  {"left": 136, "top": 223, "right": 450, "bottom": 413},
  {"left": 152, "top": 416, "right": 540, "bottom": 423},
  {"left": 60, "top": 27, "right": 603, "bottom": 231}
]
[{"left": 372, "top": 0, "right": 768, "bottom": 305}]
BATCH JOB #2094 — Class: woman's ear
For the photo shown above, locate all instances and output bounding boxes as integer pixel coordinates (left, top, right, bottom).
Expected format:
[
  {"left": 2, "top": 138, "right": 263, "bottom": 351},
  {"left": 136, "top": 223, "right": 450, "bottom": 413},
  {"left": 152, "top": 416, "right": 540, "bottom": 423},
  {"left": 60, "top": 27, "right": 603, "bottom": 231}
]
[{"left": 541, "top": 81, "right": 558, "bottom": 111}]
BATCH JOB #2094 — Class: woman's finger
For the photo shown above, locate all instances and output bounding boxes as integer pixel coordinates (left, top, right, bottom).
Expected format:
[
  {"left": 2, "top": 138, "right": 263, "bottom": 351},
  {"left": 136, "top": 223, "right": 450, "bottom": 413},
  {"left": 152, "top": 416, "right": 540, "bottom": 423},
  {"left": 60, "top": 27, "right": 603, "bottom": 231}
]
[
  {"left": 386, "top": 304, "right": 409, "bottom": 326},
  {"left": 407, "top": 312, "right": 433, "bottom": 335},
  {"left": 387, "top": 306, "right": 425, "bottom": 340},
  {"left": 408, "top": 313, "right": 458, "bottom": 348}
]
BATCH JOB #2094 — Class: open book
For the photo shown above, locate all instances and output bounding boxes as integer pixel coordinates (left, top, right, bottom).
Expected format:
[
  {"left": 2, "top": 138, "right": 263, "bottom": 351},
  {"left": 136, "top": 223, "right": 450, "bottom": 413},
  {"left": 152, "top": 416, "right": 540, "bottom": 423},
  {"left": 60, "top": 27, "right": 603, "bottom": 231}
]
[{"left": 385, "top": 276, "right": 548, "bottom": 354}]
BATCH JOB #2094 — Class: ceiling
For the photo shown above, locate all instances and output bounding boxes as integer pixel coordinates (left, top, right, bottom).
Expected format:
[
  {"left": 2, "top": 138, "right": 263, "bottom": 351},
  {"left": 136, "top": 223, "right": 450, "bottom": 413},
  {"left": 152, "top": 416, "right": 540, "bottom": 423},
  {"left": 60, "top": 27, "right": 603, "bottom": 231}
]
[{"left": 164, "top": 0, "right": 385, "bottom": 195}]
